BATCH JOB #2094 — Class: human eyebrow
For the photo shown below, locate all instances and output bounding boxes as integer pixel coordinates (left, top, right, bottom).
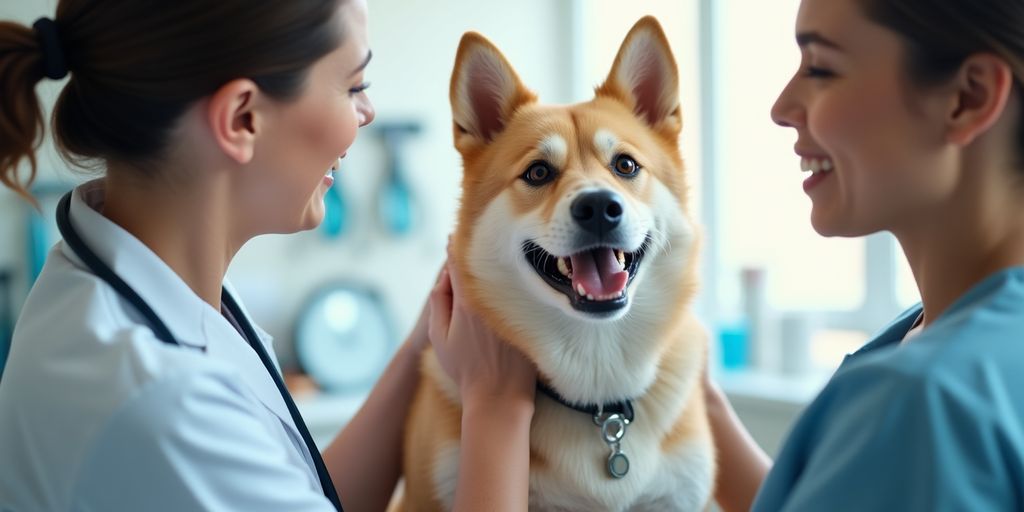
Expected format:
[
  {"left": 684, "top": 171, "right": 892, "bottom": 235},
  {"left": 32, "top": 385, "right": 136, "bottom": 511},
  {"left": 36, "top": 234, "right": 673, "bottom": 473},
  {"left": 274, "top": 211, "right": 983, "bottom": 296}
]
[
  {"left": 349, "top": 50, "right": 373, "bottom": 77},
  {"left": 796, "top": 31, "right": 842, "bottom": 50}
]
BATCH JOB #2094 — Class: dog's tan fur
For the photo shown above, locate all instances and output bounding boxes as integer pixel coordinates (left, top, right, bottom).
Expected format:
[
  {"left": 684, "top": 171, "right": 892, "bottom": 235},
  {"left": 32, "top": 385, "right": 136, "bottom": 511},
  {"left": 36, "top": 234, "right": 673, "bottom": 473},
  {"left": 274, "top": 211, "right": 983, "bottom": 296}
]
[{"left": 397, "top": 17, "right": 715, "bottom": 511}]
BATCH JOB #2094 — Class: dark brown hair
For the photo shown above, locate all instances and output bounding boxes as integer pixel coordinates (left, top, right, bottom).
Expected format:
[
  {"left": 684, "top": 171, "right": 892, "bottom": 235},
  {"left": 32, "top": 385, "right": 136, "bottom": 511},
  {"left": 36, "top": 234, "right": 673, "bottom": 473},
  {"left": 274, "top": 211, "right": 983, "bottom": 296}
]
[
  {"left": 859, "top": 0, "right": 1024, "bottom": 157},
  {"left": 0, "top": 0, "right": 346, "bottom": 203}
]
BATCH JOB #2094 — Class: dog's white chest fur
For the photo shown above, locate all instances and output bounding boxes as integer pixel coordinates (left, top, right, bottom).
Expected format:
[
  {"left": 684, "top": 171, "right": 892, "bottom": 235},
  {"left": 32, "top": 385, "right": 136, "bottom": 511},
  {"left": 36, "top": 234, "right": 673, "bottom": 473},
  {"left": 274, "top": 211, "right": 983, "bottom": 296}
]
[
  {"left": 529, "top": 438, "right": 714, "bottom": 512},
  {"left": 431, "top": 406, "right": 714, "bottom": 512}
]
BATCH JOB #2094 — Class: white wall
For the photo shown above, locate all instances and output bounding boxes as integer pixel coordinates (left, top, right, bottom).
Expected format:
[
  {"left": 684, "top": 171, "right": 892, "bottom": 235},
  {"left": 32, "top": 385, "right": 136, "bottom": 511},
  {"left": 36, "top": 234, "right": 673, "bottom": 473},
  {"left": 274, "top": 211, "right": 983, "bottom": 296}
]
[{"left": 0, "top": 0, "right": 576, "bottom": 369}]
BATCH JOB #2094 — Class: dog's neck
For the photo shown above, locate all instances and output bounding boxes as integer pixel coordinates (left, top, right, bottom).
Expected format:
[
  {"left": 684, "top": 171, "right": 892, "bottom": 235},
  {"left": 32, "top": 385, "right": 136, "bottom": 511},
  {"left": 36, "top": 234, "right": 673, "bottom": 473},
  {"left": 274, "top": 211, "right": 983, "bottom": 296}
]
[{"left": 536, "top": 380, "right": 635, "bottom": 422}]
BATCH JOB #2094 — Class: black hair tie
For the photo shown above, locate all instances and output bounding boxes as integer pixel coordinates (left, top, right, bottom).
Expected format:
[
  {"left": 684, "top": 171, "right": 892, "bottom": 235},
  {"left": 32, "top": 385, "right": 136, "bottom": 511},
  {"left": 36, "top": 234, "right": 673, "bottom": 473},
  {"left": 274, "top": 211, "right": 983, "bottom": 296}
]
[{"left": 32, "top": 17, "right": 68, "bottom": 80}]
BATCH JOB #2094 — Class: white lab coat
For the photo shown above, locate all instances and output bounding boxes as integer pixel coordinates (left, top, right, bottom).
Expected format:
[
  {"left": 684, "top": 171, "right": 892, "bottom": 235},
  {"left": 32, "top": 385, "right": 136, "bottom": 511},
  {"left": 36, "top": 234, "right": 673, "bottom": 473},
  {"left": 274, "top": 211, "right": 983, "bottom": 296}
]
[{"left": 0, "top": 181, "right": 336, "bottom": 511}]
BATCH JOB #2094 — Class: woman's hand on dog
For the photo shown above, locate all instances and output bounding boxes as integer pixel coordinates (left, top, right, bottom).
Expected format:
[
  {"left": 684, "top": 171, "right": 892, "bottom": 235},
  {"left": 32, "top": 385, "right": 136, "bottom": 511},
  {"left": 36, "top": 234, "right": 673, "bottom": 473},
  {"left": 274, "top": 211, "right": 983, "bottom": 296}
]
[
  {"left": 427, "top": 249, "right": 537, "bottom": 409},
  {"left": 428, "top": 247, "right": 535, "bottom": 511}
]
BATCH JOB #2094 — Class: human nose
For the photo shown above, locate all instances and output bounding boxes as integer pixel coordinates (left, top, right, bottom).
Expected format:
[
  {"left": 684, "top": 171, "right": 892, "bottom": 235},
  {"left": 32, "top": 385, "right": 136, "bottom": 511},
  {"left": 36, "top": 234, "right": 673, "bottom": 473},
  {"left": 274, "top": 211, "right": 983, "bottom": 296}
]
[
  {"left": 357, "top": 94, "right": 375, "bottom": 127},
  {"left": 770, "top": 75, "right": 804, "bottom": 129}
]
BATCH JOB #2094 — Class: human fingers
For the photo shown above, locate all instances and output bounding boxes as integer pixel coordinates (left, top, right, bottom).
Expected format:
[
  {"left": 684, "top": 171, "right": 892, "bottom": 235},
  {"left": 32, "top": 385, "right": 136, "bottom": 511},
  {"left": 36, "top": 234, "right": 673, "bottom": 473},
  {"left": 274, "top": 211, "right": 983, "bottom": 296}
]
[{"left": 428, "top": 267, "right": 453, "bottom": 347}]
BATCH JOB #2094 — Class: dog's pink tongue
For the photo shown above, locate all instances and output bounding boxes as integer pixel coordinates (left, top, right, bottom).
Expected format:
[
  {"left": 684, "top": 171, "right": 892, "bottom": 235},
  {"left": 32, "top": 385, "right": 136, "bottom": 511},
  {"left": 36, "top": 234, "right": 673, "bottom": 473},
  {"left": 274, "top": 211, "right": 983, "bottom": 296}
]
[{"left": 570, "top": 248, "right": 628, "bottom": 298}]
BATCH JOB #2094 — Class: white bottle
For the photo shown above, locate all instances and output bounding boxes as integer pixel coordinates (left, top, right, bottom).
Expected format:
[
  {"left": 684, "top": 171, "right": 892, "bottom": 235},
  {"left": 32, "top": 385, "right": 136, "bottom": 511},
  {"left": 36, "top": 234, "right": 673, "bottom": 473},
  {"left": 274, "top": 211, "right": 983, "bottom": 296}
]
[
  {"left": 741, "top": 267, "right": 772, "bottom": 372},
  {"left": 779, "top": 312, "right": 816, "bottom": 376}
]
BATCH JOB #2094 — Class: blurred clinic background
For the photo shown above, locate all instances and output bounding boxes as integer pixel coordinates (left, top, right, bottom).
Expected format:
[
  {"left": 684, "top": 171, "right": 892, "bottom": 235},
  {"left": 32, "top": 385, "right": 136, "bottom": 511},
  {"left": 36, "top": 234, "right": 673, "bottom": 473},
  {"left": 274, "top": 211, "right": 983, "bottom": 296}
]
[{"left": 0, "top": 0, "right": 920, "bottom": 454}]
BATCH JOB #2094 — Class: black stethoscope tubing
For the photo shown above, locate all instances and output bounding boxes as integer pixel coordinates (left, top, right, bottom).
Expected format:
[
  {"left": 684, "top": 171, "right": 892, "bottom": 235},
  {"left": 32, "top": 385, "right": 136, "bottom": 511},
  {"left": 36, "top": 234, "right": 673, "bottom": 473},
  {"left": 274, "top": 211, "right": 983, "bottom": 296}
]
[{"left": 55, "top": 191, "right": 344, "bottom": 511}]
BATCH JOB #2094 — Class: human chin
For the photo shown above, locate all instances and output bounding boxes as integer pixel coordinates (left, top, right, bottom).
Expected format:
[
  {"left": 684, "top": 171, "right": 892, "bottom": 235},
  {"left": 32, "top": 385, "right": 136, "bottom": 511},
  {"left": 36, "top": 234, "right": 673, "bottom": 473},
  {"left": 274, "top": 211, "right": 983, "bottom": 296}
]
[
  {"left": 298, "top": 196, "right": 326, "bottom": 232},
  {"left": 809, "top": 208, "right": 842, "bottom": 237},
  {"left": 290, "top": 180, "right": 327, "bottom": 232},
  {"left": 809, "top": 205, "right": 875, "bottom": 238}
]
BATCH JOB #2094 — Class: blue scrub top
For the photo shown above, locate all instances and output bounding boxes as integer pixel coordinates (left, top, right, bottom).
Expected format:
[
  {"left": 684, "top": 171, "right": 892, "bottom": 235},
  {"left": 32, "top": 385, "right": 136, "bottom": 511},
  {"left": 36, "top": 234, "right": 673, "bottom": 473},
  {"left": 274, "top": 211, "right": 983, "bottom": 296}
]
[{"left": 753, "top": 267, "right": 1024, "bottom": 511}]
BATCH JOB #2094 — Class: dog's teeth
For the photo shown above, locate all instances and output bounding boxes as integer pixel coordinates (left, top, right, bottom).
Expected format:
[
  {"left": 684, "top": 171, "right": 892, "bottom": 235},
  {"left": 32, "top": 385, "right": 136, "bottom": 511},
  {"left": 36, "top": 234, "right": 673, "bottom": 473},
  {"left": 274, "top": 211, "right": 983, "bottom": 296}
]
[
  {"left": 616, "top": 250, "right": 626, "bottom": 269},
  {"left": 576, "top": 283, "right": 586, "bottom": 296},
  {"left": 557, "top": 257, "right": 570, "bottom": 278},
  {"left": 587, "top": 294, "right": 595, "bottom": 301}
]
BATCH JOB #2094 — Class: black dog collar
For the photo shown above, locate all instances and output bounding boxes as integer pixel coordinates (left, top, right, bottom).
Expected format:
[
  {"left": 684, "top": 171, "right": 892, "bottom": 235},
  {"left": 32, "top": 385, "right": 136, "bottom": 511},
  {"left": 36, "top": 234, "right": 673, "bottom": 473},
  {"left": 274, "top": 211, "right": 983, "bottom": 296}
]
[{"left": 536, "top": 381, "right": 635, "bottom": 422}]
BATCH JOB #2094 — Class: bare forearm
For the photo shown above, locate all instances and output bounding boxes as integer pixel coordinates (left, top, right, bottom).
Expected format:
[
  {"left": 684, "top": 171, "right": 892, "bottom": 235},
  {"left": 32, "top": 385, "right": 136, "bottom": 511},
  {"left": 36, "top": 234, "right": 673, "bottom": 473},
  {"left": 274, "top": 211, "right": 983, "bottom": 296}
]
[
  {"left": 707, "top": 383, "right": 772, "bottom": 512},
  {"left": 322, "top": 340, "right": 421, "bottom": 512},
  {"left": 453, "top": 398, "right": 534, "bottom": 512}
]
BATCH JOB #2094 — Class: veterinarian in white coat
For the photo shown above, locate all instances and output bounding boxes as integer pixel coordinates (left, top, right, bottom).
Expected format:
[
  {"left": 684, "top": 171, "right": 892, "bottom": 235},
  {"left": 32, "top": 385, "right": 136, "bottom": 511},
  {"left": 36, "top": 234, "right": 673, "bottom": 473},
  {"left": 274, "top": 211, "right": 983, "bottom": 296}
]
[
  {"left": 0, "top": 0, "right": 536, "bottom": 510},
  {"left": 1, "top": 183, "right": 338, "bottom": 510}
]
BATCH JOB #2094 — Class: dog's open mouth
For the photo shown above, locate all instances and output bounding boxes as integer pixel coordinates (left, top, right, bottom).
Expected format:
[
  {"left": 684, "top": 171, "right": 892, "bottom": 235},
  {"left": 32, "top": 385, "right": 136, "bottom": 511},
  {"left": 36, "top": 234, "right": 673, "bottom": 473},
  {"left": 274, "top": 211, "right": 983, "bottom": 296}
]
[{"left": 523, "top": 236, "right": 650, "bottom": 314}]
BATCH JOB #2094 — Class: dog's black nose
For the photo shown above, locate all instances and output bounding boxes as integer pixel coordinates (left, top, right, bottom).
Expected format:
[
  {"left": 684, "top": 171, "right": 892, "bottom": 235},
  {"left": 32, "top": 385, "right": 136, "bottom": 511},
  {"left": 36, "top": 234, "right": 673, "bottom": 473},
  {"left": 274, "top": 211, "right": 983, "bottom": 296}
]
[{"left": 571, "top": 190, "right": 624, "bottom": 236}]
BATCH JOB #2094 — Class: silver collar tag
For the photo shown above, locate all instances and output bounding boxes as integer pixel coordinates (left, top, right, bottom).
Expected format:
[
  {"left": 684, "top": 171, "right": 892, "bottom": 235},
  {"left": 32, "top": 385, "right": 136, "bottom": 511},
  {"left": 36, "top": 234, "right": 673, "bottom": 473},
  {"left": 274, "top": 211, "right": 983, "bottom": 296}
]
[{"left": 594, "top": 411, "right": 630, "bottom": 478}]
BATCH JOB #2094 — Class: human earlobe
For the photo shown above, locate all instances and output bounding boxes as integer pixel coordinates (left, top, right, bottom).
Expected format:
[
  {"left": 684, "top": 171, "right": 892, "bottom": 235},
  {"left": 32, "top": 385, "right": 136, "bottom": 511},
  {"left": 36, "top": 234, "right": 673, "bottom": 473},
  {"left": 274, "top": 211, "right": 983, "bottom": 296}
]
[
  {"left": 207, "top": 79, "right": 261, "bottom": 164},
  {"left": 946, "top": 54, "right": 1014, "bottom": 146}
]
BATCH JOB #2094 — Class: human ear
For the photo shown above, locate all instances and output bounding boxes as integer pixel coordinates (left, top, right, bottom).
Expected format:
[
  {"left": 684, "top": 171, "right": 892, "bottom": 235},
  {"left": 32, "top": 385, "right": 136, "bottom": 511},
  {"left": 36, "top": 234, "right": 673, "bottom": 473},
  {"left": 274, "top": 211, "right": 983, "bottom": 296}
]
[
  {"left": 946, "top": 53, "right": 1014, "bottom": 147},
  {"left": 207, "top": 79, "right": 261, "bottom": 164}
]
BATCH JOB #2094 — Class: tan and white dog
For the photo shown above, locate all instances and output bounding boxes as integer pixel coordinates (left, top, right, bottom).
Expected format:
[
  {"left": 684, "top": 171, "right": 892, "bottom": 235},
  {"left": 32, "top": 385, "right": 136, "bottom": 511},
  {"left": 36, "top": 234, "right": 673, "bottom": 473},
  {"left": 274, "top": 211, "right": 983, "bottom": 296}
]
[{"left": 399, "top": 17, "right": 715, "bottom": 511}]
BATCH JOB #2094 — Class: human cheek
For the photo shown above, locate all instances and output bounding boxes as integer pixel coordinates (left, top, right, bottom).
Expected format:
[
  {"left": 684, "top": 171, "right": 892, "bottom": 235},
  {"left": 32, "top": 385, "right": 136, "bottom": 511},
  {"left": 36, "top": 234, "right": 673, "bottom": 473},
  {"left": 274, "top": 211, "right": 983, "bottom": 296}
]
[
  {"left": 806, "top": 92, "right": 864, "bottom": 158},
  {"left": 340, "top": 110, "right": 359, "bottom": 150},
  {"left": 332, "top": 104, "right": 360, "bottom": 155}
]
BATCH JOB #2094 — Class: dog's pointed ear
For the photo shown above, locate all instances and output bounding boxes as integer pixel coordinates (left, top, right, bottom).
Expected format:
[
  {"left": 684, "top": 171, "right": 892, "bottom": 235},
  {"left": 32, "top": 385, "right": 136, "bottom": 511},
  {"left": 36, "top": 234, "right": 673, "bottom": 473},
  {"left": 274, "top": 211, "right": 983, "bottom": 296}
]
[
  {"left": 450, "top": 32, "right": 536, "bottom": 150},
  {"left": 596, "top": 17, "right": 681, "bottom": 135}
]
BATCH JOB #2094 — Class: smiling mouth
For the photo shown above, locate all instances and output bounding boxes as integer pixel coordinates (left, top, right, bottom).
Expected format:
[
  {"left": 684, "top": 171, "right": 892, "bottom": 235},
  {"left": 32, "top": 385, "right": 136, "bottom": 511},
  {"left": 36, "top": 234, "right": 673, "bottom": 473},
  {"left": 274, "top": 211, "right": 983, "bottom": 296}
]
[{"left": 523, "top": 236, "right": 650, "bottom": 315}]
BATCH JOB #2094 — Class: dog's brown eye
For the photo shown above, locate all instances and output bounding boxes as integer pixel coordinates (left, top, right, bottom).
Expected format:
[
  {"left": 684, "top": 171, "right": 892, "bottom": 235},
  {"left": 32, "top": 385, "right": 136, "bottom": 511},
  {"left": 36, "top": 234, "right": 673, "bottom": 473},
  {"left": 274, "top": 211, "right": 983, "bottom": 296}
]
[
  {"left": 522, "top": 161, "right": 556, "bottom": 186},
  {"left": 612, "top": 154, "right": 641, "bottom": 178}
]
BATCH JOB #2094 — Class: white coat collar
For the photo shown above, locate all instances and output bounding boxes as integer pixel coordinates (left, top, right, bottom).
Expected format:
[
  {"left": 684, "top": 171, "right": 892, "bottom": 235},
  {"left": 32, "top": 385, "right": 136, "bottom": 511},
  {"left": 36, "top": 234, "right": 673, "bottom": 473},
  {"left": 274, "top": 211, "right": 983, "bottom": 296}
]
[
  {"left": 66, "top": 180, "right": 209, "bottom": 349},
  {"left": 64, "top": 180, "right": 313, "bottom": 474}
]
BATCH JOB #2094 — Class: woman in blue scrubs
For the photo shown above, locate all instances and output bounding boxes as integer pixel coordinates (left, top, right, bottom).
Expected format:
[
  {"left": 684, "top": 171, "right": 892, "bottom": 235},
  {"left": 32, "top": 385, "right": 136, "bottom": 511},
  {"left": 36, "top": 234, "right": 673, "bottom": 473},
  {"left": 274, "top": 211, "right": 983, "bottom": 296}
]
[
  {"left": 0, "top": 1, "right": 535, "bottom": 511},
  {"left": 711, "top": 0, "right": 1024, "bottom": 510}
]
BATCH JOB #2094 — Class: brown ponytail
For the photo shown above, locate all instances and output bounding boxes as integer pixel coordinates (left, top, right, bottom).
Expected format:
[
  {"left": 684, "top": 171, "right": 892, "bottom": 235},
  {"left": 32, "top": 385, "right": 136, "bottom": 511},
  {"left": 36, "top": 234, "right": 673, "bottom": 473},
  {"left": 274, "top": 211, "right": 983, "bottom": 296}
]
[{"left": 0, "top": 21, "right": 48, "bottom": 205}]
